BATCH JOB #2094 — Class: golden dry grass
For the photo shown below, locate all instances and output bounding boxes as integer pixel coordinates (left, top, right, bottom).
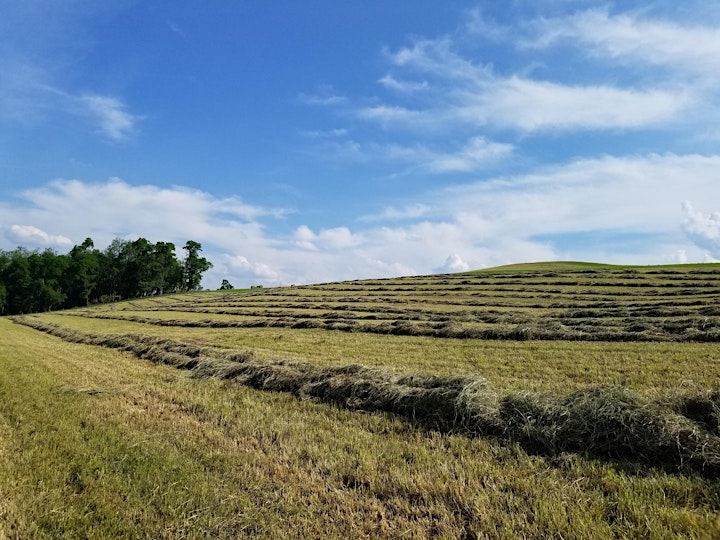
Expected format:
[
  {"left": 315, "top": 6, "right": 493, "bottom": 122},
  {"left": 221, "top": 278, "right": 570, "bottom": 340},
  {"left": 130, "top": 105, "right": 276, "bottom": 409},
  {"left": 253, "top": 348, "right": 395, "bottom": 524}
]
[
  {"left": 2, "top": 318, "right": 720, "bottom": 538},
  {"left": 33, "top": 312, "right": 720, "bottom": 394},
  {"left": 3, "top": 264, "right": 720, "bottom": 538}
]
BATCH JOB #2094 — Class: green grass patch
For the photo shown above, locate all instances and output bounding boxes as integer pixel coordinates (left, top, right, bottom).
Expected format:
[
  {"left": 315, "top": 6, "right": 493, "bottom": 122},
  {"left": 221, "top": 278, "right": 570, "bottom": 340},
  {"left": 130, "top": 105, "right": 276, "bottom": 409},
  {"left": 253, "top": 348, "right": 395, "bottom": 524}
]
[{"left": 475, "top": 261, "right": 720, "bottom": 272}]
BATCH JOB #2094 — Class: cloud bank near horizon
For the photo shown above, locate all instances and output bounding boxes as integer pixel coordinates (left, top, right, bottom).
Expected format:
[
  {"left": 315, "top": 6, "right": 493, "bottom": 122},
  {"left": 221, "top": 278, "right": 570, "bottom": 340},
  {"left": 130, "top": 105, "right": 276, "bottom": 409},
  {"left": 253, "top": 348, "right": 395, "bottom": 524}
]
[{"left": 2, "top": 157, "right": 718, "bottom": 288}]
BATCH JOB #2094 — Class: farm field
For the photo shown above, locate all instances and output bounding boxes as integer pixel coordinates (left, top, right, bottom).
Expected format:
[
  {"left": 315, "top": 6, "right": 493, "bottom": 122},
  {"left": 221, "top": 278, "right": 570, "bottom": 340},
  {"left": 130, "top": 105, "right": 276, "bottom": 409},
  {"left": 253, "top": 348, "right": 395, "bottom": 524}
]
[{"left": 2, "top": 263, "right": 720, "bottom": 538}]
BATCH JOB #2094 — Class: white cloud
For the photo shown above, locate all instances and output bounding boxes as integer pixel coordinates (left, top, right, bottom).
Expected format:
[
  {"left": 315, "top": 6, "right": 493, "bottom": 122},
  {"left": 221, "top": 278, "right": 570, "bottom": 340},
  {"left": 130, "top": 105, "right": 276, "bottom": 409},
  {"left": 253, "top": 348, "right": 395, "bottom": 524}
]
[
  {"left": 378, "top": 74, "right": 429, "bottom": 92},
  {"left": 3, "top": 153, "right": 720, "bottom": 289},
  {"left": 465, "top": 77, "right": 687, "bottom": 131},
  {"left": 388, "top": 37, "right": 490, "bottom": 83},
  {"left": 224, "top": 254, "right": 281, "bottom": 282},
  {"left": 443, "top": 153, "right": 720, "bottom": 237},
  {"left": 167, "top": 21, "right": 185, "bottom": 38},
  {"left": 436, "top": 254, "right": 470, "bottom": 273},
  {"left": 293, "top": 225, "right": 361, "bottom": 251},
  {"left": 293, "top": 225, "right": 318, "bottom": 251},
  {"left": 387, "top": 137, "right": 513, "bottom": 173},
  {"left": 358, "top": 105, "right": 425, "bottom": 126},
  {"left": 318, "top": 132, "right": 512, "bottom": 171},
  {"left": 307, "top": 134, "right": 512, "bottom": 174},
  {"left": 304, "top": 7, "right": 712, "bottom": 141},
  {"left": 367, "top": 42, "right": 690, "bottom": 133},
  {"left": 298, "top": 85, "right": 348, "bottom": 106},
  {"left": 7, "top": 225, "right": 72, "bottom": 248},
  {"left": 79, "top": 95, "right": 140, "bottom": 141},
  {"left": 463, "top": 8, "right": 509, "bottom": 42},
  {"left": 673, "top": 249, "right": 688, "bottom": 264},
  {"left": 0, "top": 178, "right": 283, "bottom": 252},
  {"left": 0, "top": 57, "right": 143, "bottom": 141},
  {"left": 301, "top": 128, "right": 348, "bottom": 138},
  {"left": 682, "top": 201, "right": 720, "bottom": 258},
  {"left": 360, "top": 204, "right": 430, "bottom": 222},
  {"left": 532, "top": 9, "right": 720, "bottom": 75}
]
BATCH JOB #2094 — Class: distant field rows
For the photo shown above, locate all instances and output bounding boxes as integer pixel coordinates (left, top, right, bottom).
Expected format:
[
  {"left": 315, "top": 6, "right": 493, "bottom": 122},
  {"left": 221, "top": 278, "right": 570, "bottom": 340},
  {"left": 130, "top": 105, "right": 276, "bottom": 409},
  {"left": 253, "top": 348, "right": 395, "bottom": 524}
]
[{"left": 68, "top": 267, "right": 720, "bottom": 342}]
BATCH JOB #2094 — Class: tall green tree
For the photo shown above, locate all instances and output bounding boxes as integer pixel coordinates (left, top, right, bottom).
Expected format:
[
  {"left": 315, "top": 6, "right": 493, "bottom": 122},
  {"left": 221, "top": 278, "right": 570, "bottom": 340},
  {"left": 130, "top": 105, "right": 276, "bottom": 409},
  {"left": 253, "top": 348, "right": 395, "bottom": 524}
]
[
  {"left": 28, "top": 250, "right": 67, "bottom": 311},
  {"left": 119, "top": 238, "right": 154, "bottom": 297},
  {"left": 149, "top": 241, "right": 183, "bottom": 295},
  {"left": 0, "top": 236, "right": 212, "bottom": 313},
  {"left": 182, "top": 240, "right": 212, "bottom": 291},
  {"left": 0, "top": 250, "right": 8, "bottom": 314},
  {"left": 96, "top": 238, "right": 128, "bottom": 301},
  {"left": 65, "top": 238, "right": 100, "bottom": 306},
  {"left": 218, "top": 279, "right": 234, "bottom": 290},
  {"left": 4, "top": 249, "right": 34, "bottom": 314},
  {"left": 0, "top": 282, "right": 6, "bottom": 315}
]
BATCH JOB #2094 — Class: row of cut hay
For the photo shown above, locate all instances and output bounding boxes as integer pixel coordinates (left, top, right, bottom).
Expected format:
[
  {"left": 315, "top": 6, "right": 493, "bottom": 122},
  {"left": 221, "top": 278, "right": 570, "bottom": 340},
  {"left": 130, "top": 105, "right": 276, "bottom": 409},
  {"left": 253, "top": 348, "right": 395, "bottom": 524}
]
[
  {"left": 12, "top": 316, "right": 720, "bottom": 477},
  {"left": 70, "top": 311, "right": 720, "bottom": 342}
]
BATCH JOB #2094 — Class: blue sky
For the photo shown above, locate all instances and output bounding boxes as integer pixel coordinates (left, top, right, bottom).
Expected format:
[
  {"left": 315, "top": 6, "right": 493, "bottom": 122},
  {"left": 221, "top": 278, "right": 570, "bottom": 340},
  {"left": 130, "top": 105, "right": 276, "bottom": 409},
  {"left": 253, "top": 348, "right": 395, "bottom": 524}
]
[{"left": 2, "top": 1, "right": 720, "bottom": 287}]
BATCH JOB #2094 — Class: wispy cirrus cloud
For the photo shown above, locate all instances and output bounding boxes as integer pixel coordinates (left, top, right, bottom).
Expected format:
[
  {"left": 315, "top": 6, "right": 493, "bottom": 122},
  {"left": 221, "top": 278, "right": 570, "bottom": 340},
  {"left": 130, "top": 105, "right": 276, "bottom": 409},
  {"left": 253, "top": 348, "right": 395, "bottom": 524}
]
[
  {"left": 0, "top": 57, "right": 142, "bottom": 141},
  {"left": 0, "top": 2, "right": 142, "bottom": 142},
  {"left": 357, "top": 105, "right": 427, "bottom": 127},
  {"left": 530, "top": 8, "right": 720, "bottom": 75},
  {"left": 0, "top": 59, "right": 56, "bottom": 123},
  {"left": 308, "top": 135, "right": 512, "bottom": 174},
  {"left": 463, "top": 77, "right": 688, "bottom": 132},
  {"left": 360, "top": 204, "right": 431, "bottom": 223},
  {"left": 367, "top": 36, "right": 690, "bottom": 133},
  {"left": 80, "top": 95, "right": 141, "bottom": 141},
  {"left": 0, "top": 0, "right": 142, "bottom": 142},
  {"left": 298, "top": 84, "right": 348, "bottom": 106},
  {"left": 304, "top": 5, "right": 713, "bottom": 156},
  {"left": 386, "top": 137, "right": 513, "bottom": 173},
  {"left": 378, "top": 74, "right": 429, "bottom": 93}
]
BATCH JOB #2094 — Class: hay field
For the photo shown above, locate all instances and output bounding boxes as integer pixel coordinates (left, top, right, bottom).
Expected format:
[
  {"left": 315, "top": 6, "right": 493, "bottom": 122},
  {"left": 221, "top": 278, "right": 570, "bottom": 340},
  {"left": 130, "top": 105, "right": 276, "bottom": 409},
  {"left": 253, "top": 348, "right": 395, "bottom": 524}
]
[
  {"left": 2, "top": 263, "right": 720, "bottom": 538},
  {"left": 62, "top": 262, "right": 720, "bottom": 342}
]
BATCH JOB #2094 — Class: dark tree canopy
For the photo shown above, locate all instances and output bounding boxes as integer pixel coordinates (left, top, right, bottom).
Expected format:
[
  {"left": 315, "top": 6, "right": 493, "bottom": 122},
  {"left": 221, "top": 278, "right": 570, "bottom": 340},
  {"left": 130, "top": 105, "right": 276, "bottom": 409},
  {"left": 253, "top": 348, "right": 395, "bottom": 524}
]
[
  {"left": 183, "top": 240, "right": 212, "bottom": 292},
  {"left": 0, "top": 237, "right": 211, "bottom": 315}
]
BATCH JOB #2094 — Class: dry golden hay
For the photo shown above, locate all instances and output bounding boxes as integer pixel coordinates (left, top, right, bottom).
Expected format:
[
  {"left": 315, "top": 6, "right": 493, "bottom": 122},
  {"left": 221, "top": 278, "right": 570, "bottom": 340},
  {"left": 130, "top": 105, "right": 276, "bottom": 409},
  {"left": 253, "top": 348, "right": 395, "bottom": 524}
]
[
  {"left": 58, "top": 308, "right": 720, "bottom": 342},
  {"left": 11, "top": 315, "right": 720, "bottom": 477}
]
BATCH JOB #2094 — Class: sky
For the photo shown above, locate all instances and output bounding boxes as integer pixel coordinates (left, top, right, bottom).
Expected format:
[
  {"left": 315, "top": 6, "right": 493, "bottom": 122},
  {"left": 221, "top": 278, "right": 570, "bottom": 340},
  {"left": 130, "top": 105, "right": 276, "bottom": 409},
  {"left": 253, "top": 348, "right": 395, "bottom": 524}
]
[{"left": 2, "top": 0, "right": 720, "bottom": 288}]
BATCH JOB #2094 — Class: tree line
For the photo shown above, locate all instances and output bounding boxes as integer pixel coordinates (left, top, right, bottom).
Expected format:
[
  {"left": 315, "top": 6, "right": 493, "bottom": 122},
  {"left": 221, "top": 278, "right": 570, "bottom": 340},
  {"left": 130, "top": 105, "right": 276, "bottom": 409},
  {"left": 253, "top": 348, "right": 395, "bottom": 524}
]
[{"left": 0, "top": 238, "right": 212, "bottom": 315}]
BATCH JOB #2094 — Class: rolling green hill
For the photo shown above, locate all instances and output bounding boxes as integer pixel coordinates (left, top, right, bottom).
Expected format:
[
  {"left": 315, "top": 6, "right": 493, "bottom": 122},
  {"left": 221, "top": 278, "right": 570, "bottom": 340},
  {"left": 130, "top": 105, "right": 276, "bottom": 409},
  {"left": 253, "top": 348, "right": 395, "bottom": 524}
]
[{"left": 477, "top": 261, "right": 720, "bottom": 272}]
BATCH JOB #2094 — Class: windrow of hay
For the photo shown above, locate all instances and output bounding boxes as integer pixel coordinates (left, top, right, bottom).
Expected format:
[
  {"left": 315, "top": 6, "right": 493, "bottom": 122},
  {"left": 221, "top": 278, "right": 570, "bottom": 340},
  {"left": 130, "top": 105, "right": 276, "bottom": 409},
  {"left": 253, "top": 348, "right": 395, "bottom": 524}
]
[
  {"left": 12, "top": 316, "right": 720, "bottom": 477},
  {"left": 65, "top": 311, "right": 720, "bottom": 342}
]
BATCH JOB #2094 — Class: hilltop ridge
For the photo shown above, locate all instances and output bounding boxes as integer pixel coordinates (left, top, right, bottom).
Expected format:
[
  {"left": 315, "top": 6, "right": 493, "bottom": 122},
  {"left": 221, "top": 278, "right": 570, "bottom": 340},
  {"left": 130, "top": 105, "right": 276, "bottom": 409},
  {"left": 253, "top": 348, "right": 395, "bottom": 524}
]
[{"left": 474, "top": 261, "right": 720, "bottom": 273}]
